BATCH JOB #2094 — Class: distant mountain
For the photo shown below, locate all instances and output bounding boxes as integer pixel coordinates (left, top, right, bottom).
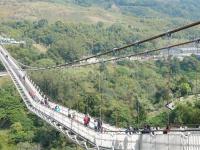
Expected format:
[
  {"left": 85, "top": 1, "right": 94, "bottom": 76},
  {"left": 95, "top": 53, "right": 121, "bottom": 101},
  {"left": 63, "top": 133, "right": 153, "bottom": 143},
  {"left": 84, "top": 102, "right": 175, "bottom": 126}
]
[
  {"left": 54, "top": 0, "right": 200, "bottom": 20},
  {"left": 119, "top": 0, "right": 200, "bottom": 20},
  {"left": 2, "top": 0, "right": 199, "bottom": 21}
]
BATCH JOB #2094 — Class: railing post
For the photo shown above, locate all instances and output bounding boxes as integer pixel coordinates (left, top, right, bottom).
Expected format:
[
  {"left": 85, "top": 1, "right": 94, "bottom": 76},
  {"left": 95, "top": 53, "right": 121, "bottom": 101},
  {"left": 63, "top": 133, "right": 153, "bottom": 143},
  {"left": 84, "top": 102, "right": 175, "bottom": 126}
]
[
  {"left": 168, "top": 134, "right": 169, "bottom": 150},
  {"left": 155, "top": 135, "right": 156, "bottom": 150},
  {"left": 188, "top": 134, "right": 190, "bottom": 150}
]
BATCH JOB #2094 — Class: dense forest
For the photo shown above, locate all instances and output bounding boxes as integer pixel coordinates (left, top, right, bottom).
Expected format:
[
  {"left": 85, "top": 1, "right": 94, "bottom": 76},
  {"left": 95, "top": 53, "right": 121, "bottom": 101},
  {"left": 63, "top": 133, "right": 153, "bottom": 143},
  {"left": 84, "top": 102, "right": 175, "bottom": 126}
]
[
  {"left": 1, "top": 20, "right": 200, "bottom": 125},
  {"left": 0, "top": 0, "right": 200, "bottom": 149},
  {"left": 0, "top": 19, "right": 200, "bottom": 149},
  {"left": 0, "top": 77, "right": 77, "bottom": 149}
]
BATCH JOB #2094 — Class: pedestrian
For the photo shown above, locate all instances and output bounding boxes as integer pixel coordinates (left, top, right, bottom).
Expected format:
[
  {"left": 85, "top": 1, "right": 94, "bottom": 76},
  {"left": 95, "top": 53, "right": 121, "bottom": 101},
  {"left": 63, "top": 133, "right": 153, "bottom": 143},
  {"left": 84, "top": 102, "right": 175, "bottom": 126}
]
[
  {"left": 29, "top": 91, "right": 36, "bottom": 99},
  {"left": 84, "top": 115, "right": 89, "bottom": 126},
  {"left": 147, "top": 124, "right": 151, "bottom": 133},
  {"left": 55, "top": 105, "right": 60, "bottom": 112},
  {"left": 133, "top": 127, "right": 138, "bottom": 134},
  {"left": 72, "top": 112, "right": 76, "bottom": 120},
  {"left": 125, "top": 123, "right": 130, "bottom": 135},
  {"left": 44, "top": 99, "right": 48, "bottom": 106},
  {"left": 68, "top": 109, "right": 71, "bottom": 118},
  {"left": 97, "top": 119, "right": 102, "bottom": 132},
  {"left": 22, "top": 75, "right": 25, "bottom": 80},
  {"left": 94, "top": 119, "right": 98, "bottom": 131},
  {"left": 156, "top": 126, "right": 159, "bottom": 131},
  {"left": 87, "top": 115, "right": 90, "bottom": 126},
  {"left": 68, "top": 113, "right": 71, "bottom": 118},
  {"left": 163, "top": 125, "right": 170, "bottom": 134},
  {"left": 40, "top": 101, "right": 44, "bottom": 105},
  {"left": 129, "top": 126, "right": 133, "bottom": 135},
  {"left": 141, "top": 125, "right": 151, "bottom": 134}
]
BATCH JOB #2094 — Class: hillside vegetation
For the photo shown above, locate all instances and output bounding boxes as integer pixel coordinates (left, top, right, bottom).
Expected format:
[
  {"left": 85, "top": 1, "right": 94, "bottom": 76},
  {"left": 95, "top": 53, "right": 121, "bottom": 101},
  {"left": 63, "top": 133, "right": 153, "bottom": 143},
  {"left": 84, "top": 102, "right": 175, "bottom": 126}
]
[
  {"left": 0, "top": 0, "right": 197, "bottom": 25},
  {"left": 51, "top": 0, "right": 200, "bottom": 20},
  {"left": 0, "top": 0, "right": 158, "bottom": 24},
  {"left": 70, "top": 0, "right": 200, "bottom": 19},
  {"left": 0, "top": 76, "right": 77, "bottom": 149},
  {"left": 2, "top": 20, "right": 200, "bottom": 127},
  {"left": 0, "top": 0, "right": 200, "bottom": 149}
]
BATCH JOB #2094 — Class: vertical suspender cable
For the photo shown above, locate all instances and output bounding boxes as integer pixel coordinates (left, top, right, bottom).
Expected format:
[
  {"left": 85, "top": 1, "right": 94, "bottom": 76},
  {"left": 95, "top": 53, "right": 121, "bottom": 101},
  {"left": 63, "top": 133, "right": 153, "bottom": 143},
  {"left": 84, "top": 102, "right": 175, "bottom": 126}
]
[
  {"left": 60, "top": 67, "right": 64, "bottom": 130},
  {"left": 167, "top": 47, "right": 170, "bottom": 125},
  {"left": 73, "top": 65, "right": 79, "bottom": 146},
  {"left": 86, "top": 65, "right": 89, "bottom": 114},
  {"left": 195, "top": 41, "right": 200, "bottom": 100},
  {"left": 76, "top": 66, "right": 80, "bottom": 138},
  {"left": 74, "top": 66, "right": 79, "bottom": 121},
  {"left": 98, "top": 59, "right": 103, "bottom": 146},
  {"left": 135, "top": 45, "right": 140, "bottom": 129},
  {"left": 99, "top": 61, "right": 102, "bottom": 123},
  {"left": 166, "top": 33, "right": 172, "bottom": 126},
  {"left": 73, "top": 66, "right": 77, "bottom": 113},
  {"left": 112, "top": 49, "right": 118, "bottom": 127}
]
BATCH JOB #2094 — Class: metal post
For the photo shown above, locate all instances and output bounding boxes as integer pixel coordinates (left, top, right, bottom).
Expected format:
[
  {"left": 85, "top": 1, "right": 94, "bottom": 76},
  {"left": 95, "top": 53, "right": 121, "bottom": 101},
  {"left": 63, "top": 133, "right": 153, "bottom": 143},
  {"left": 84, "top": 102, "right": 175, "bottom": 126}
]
[
  {"left": 155, "top": 135, "right": 156, "bottom": 150},
  {"left": 137, "top": 98, "right": 140, "bottom": 129},
  {"left": 166, "top": 33, "right": 172, "bottom": 126},
  {"left": 168, "top": 134, "right": 169, "bottom": 150},
  {"left": 99, "top": 59, "right": 103, "bottom": 122},
  {"left": 195, "top": 40, "right": 200, "bottom": 100}
]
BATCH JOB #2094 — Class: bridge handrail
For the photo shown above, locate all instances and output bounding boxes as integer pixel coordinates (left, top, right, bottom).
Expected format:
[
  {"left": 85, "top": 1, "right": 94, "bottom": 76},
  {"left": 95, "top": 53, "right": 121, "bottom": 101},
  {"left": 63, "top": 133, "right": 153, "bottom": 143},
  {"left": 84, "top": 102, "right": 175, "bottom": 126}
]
[
  {"left": 0, "top": 47, "right": 140, "bottom": 148},
  {"left": 1, "top": 46, "right": 124, "bottom": 133},
  {"left": 0, "top": 50, "right": 100, "bottom": 144}
]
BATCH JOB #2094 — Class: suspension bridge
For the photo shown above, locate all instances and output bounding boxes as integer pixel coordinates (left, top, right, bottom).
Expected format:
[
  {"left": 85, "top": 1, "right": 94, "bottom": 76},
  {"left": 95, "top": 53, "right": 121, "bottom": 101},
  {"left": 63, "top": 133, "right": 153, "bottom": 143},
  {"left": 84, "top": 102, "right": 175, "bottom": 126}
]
[{"left": 0, "top": 21, "right": 200, "bottom": 150}]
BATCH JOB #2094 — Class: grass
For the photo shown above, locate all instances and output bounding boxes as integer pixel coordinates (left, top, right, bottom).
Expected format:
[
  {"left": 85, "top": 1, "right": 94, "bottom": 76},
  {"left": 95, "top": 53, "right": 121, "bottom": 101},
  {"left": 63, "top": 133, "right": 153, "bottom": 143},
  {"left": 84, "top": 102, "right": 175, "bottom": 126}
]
[
  {"left": 33, "top": 44, "right": 48, "bottom": 53},
  {"left": 0, "top": 0, "right": 186, "bottom": 31},
  {"left": 0, "top": 76, "right": 10, "bottom": 87},
  {"left": 0, "top": 1, "right": 122, "bottom": 23}
]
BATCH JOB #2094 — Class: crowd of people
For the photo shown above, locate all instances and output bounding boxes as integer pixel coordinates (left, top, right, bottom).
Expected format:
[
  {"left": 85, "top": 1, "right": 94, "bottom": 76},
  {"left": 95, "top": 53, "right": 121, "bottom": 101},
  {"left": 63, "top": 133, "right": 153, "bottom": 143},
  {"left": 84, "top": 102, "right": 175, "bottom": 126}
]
[
  {"left": 83, "top": 115, "right": 103, "bottom": 132},
  {"left": 125, "top": 125, "right": 139, "bottom": 135},
  {"left": 125, "top": 124, "right": 171, "bottom": 135}
]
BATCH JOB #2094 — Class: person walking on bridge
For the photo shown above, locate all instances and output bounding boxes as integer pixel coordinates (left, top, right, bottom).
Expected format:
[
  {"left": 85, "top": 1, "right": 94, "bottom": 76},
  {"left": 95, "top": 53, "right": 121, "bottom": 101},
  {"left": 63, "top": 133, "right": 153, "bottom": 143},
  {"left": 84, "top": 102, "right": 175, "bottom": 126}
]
[
  {"left": 163, "top": 125, "right": 170, "bottom": 134},
  {"left": 54, "top": 105, "right": 60, "bottom": 112},
  {"left": 84, "top": 115, "right": 89, "bottom": 127},
  {"left": 22, "top": 75, "right": 26, "bottom": 80},
  {"left": 44, "top": 99, "right": 50, "bottom": 108},
  {"left": 97, "top": 119, "right": 103, "bottom": 132},
  {"left": 94, "top": 119, "right": 98, "bottom": 131}
]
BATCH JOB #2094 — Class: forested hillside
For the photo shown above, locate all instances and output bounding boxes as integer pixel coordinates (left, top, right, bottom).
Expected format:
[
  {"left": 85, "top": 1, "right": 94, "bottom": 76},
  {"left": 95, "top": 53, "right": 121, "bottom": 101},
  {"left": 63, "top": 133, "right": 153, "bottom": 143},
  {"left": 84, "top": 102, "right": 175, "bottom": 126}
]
[
  {"left": 0, "top": 0, "right": 200, "bottom": 149},
  {"left": 52, "top": 0, "right": 200, "bottom": 20},
  {"left": 1, "top": 20, "right": 200, "bottom": 127},
  {"left": 1, "top": 0, "right": 199, "bottom": 21},
  {"left": 0, "top": 0, "right": 199, "bottom": 25},
  {"left": 0, "top": 76, "right": 77, "bottom": 149}
]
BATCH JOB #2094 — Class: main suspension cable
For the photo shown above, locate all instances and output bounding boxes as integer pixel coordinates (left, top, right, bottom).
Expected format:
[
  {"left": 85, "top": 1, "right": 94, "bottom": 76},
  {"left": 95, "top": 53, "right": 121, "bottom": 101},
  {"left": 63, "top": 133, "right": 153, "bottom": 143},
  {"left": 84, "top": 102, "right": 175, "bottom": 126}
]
[
  {"left": 16, "top": 21, "right": 200, "bottom": 71},
  {"left": 36, "top": 38, "right": 200, "bottom": 70}
]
